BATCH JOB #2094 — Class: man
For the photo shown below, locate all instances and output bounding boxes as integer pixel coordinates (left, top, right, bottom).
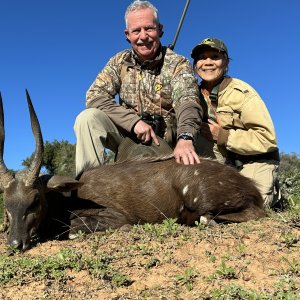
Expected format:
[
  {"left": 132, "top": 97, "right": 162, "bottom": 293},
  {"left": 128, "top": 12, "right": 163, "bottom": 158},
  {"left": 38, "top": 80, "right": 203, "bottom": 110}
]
[{"left": 74, "top": 0, "right": 203, "bottom": 174}]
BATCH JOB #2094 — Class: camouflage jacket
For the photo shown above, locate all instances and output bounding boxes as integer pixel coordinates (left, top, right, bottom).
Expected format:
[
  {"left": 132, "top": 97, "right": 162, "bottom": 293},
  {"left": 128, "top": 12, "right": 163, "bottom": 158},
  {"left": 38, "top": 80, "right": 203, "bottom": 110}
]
[
  {"left": 200, "top": 77, "right": 278, "bottom": 155},
  {"left": 86, "top": 45, "right": 203, "bottom": 138}
]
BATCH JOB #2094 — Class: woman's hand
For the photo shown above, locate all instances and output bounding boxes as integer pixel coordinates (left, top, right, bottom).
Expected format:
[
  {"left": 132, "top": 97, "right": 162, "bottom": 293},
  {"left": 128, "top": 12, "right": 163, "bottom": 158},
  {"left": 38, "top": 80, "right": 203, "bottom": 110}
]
[{"left": 201, "top": 119, "right": 220, "bottom": 141}]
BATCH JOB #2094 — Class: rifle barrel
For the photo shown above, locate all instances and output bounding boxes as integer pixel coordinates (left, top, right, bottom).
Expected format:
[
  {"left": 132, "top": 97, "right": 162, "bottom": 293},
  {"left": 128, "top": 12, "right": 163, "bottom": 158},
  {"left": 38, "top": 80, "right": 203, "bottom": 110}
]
[{"left": 168, "top": 0, "right": 191, "bottom": 50}]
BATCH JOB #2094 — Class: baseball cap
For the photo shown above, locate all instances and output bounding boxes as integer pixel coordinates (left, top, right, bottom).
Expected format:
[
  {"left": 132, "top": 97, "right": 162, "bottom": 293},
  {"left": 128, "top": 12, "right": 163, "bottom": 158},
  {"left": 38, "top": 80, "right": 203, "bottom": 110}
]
[{"left": 191, "top": 38, "right": 228, "bottom": 59}]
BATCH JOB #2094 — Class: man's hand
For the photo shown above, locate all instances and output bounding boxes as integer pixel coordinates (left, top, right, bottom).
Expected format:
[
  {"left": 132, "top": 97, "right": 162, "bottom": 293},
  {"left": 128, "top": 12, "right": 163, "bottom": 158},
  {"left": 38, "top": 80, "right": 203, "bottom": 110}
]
[
  {"left": 201, "top": 119, "right": 220, "bottom": 141},
  {"left": 133, "top": 120, "right": 160, "bottom": 145},
  {"left": 174, "top": 139, "right": 200, "bottom": 165}
]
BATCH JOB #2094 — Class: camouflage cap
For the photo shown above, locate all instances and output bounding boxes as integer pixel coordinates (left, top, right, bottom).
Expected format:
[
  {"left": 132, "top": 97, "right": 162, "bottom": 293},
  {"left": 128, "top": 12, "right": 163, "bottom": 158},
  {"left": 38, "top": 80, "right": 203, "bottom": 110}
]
[{"left": 191, "top": 38, "right": 228, "bottom": 59}]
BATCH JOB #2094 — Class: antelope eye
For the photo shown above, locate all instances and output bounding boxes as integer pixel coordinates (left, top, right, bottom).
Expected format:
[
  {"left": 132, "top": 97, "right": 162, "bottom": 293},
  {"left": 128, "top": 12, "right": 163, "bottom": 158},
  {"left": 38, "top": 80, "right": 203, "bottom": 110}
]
[{"left": 26, "top": 197, "right": 40, "bottom": 213}]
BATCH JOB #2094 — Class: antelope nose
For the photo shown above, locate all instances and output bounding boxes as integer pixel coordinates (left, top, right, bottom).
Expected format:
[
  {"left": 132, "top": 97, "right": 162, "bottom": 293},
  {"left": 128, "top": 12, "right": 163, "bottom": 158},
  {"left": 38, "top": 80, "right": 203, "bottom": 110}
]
[{"left": 10, "top": 239, "right": 23, "bottom": 250}]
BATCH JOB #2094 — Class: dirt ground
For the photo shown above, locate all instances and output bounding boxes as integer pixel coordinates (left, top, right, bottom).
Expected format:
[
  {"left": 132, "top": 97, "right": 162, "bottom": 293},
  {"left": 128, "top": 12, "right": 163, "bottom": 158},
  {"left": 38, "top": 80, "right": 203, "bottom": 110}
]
[{"left": 0, "top": 214, "right": 299, "bottom": 300}]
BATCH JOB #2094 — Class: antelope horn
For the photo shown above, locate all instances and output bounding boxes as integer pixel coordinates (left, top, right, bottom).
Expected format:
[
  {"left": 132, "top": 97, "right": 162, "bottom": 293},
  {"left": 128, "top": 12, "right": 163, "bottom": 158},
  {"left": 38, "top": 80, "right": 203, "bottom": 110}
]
[
  {"left": 0, "top": 92, "right": 14, "bottom": 190},
  {"left": 25, "top": 90, "right": 44, "bottom": 186}
]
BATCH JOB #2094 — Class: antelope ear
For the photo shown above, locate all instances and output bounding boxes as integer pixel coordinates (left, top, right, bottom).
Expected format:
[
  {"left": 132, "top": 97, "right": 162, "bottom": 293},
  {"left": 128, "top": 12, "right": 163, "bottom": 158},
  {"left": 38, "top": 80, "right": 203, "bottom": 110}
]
[{"left": 42, "top": 175, "right": 84, "bottom": 192}]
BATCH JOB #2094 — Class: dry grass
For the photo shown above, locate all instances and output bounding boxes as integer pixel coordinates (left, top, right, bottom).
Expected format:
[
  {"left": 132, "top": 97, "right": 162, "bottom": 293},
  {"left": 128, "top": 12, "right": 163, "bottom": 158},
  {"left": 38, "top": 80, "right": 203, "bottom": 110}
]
[{"left": 0, "top": 210, "right": 299, "bottom": 300}]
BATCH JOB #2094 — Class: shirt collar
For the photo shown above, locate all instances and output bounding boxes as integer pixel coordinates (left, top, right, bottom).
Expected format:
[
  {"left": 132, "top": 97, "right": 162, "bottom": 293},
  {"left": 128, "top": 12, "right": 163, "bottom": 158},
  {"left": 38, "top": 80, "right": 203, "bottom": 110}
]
[{"left": 131, "top": 44, "right": 165, "bottom": 74}]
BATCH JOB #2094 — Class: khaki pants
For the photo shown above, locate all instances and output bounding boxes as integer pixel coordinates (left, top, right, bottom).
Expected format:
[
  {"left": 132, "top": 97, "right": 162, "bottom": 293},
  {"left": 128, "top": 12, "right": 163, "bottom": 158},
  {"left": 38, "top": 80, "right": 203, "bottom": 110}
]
[
  {"left": 195, "top": 133, "right": 280, "bottom": 208},
  {"left": 74, "top": 108, "right": 124, "bottom": 175},
  {"left": 239, "top": 161, "right": 280, "bottom": 208}
]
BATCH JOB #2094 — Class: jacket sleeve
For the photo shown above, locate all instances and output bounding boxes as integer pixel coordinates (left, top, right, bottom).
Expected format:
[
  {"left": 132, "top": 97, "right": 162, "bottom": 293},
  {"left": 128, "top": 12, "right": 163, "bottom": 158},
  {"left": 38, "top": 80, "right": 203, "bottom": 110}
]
[
  {"left": 170, "top": 58, "right": 203, "bottom": 137},
  {"left": 218, "top": 88, "right": 278, "bottom": 155},
  {"left": 86, "top": 54, "right": 140, "bottom": 132}
]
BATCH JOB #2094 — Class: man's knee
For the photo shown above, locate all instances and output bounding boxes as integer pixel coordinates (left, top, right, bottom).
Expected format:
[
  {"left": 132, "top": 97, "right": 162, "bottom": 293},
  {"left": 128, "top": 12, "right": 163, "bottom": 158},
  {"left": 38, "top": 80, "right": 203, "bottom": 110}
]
[
  {"left": 74, "top": 108, "right": 108, "bottom": 135},
  {"left": 75, "top": 108, "right": 100, "bottom": 128}
]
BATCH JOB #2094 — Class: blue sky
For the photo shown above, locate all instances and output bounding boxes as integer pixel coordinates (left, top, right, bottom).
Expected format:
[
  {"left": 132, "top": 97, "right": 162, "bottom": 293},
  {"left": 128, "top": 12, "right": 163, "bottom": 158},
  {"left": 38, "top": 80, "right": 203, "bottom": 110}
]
[{"left": 1, "top": 0, "right": 299, "bottom": 170}]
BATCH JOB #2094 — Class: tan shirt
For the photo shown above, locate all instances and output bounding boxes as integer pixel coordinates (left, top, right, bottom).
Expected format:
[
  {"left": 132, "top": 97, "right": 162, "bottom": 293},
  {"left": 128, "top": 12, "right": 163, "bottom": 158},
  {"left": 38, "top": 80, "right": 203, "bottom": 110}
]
[{"left": 200, "top": 77, "right": 278, "bottom": 155}]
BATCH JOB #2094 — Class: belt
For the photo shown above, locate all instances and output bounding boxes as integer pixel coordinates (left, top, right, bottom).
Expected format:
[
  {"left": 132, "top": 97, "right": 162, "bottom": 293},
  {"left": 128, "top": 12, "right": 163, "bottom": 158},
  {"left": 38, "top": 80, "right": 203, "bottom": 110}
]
[{"left": 228, "top": 149, "right": 280, "bottom": 168}]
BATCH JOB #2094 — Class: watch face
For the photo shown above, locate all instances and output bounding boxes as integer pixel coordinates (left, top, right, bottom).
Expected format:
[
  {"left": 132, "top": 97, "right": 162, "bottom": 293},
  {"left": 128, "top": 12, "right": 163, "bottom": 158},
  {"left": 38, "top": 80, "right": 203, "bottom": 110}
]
[{"left": 178, "top": 134, "right": 193, "bottom": 141}]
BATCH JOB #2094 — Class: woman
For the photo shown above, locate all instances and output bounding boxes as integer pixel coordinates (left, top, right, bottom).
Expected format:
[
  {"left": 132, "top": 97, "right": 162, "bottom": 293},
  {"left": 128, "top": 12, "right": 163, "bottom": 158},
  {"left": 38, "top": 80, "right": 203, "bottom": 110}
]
[{"left": 191, "top": 37, "right": 280, "bottom": 209}]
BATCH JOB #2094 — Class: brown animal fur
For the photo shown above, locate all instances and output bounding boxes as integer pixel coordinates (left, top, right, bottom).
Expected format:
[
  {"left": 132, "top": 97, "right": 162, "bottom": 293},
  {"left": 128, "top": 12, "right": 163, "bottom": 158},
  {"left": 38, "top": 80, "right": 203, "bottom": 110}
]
[{"left": 0, "top": 91, "right": 265, "bottom": 251}]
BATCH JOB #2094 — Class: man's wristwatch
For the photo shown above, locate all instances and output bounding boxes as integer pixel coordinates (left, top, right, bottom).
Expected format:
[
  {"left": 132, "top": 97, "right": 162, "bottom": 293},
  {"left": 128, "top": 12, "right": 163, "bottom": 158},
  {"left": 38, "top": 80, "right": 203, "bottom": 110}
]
[{"left": 177, "top": 132, "right": 194, "bottom": 142}]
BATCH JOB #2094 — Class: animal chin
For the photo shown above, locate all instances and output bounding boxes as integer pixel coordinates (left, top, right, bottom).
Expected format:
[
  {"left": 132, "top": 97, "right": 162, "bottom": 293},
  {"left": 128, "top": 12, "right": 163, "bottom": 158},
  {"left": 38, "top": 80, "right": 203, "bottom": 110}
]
[
  {"left": 20, "top": 232, "right": 38, "bottom": 251},
  {"left": 22, "top": 241, "right": 31, "bottom": 251},
  {"left": 28, "top": 228, "right": 39, "bottom": 245}
]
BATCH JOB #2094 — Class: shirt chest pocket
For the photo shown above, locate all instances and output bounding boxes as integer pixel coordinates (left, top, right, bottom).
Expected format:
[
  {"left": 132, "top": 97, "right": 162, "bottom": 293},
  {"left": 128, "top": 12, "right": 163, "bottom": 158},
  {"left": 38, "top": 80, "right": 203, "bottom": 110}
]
[
  {"left": 217, "top": 106, "right": 244, "bottom": 129},
  {"left": 159, "top": 77, "right": 172, "bottom": 107}
]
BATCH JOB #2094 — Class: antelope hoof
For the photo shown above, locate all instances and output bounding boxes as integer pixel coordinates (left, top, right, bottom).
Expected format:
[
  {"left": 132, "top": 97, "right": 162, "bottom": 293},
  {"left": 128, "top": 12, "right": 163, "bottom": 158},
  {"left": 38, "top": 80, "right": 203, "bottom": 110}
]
[{"left": 199, "top": 215, "right": 217, "bottom": 227}]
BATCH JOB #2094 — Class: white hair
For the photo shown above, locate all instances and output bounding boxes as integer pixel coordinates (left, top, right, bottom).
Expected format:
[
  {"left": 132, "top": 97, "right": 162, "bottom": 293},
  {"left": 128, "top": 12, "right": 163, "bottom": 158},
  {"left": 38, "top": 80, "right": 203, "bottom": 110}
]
[{"left": 125, "top": 0, "right": 160, "bottom": 28}]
